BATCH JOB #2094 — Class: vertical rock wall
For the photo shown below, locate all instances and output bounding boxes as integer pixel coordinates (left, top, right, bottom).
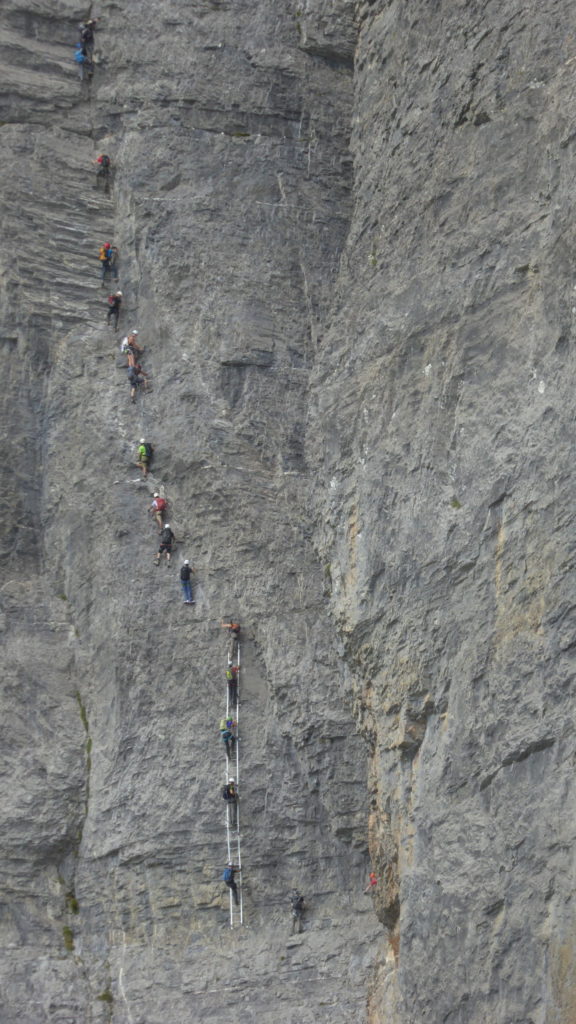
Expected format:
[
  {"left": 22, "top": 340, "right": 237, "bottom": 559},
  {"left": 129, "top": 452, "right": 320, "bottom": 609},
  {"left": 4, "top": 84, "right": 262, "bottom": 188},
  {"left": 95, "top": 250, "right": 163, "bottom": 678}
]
[
  {"left": 1, "top": 1, "right": 375, "bottom": 1022},
  {"left": 309, "top": 1, "right": 576, "bottom": 1022},
  {"left": 3, "top": 0, "right": 576, "bottom": 1022}
]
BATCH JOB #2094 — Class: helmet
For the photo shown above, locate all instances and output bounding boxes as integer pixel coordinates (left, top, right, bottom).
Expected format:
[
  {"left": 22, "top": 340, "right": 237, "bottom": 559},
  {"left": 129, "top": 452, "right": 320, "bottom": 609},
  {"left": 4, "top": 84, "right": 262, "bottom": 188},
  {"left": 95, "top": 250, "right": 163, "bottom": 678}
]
[
  {"left": 184, "top": 559, "right": 189, "bottom": 565},
  {"left": 228, "top": 777, "right": 235, "bottom": 783},
  {"left": 153, "top": 492, "right": 159, "bottom": 498},
  {"left": 116, "top": 290, "right": 123, "bottom": 296},
  {"left": 140, "top": 438, "right": 145, "bottom": 443},
  {"left": 131, "top": 329, "right": 138, "bottom": 335},
  {"left": 165, "top": 523, "right": 170, "bottom": 528}
]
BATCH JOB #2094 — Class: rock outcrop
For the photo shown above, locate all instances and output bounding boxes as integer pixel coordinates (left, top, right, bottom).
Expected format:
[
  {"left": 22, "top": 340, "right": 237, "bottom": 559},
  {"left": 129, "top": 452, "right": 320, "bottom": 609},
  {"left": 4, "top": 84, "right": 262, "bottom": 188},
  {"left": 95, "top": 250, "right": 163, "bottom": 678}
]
[{"left": 1, "top": 0, "right": 575, "bottom": 1022}]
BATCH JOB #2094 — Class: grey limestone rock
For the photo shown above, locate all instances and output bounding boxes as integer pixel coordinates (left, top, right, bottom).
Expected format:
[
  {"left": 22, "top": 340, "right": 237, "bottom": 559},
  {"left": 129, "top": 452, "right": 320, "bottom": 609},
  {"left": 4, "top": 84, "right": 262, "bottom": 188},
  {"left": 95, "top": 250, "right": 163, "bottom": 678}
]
[{"left": 1, "top": 0, "right": 575, "bottom": 1022}]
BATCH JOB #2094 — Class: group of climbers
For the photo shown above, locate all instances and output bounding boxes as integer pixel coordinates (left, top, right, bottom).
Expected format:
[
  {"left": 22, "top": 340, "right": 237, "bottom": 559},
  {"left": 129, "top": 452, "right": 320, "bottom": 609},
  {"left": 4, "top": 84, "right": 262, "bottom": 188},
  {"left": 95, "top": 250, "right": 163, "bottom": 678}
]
[
  {"left": 218, "top": 622, "right": 305, "bottom": 929},
  {"left": 131, "top": 444, "right": 194, "bottom": 592},
  {"left": 221, "top": 623, "right": 242, "bottom": 907},
  {"left": 75, "top": 18, "right": 322, "bottom": 929}
]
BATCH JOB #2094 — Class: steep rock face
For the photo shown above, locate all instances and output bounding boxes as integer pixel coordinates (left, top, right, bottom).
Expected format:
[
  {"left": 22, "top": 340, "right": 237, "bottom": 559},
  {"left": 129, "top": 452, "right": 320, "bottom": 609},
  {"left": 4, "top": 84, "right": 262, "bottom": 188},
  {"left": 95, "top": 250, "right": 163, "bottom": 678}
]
[
  {"left": 1, "top": 1, "right": 375, "bottom": 1023},
  {"left": 309, "top": 1, "right": 576, "bottom": 1022},
  {"left": 3, "top": 0, "right": 576, "bottom": 1022}
]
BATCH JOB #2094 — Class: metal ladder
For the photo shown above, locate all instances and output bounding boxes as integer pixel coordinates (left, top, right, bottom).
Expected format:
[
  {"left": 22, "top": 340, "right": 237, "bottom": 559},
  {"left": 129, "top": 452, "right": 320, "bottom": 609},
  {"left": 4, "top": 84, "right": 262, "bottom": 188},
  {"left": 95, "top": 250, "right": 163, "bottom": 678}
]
[{"left": 224, "top": 633, "right": 243, "bottom": 928}]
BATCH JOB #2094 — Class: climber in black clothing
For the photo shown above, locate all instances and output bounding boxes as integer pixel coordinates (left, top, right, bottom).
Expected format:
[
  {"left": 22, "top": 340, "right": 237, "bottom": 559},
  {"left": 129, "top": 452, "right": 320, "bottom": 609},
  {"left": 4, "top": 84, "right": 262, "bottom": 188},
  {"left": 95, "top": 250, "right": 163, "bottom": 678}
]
[
  {"left": 79, "top": 19, "right": 98, "bottom": 57},
  {"left": 155, "top": 524, "right": 175, "bottom": 566},
  {"left": 290, "top": 891, "right": 305, "bottom": 934},
  {"left": 106, "top": 290, "right": 122, "bottom": 329},
  {"left": 226, "top": 664, "right": 239, "bottom": 705},
  {"left": 222, "top": 778, "right": 238, "bottom": 827},
  {"left": 96, "top": 154, "right": 111, "bottom": 193}
]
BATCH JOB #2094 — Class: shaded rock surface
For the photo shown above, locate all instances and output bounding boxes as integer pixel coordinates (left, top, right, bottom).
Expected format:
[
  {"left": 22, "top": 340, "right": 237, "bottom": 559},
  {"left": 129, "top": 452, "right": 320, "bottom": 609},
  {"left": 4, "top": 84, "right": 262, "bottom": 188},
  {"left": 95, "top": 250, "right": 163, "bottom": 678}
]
[{"left": 1, "top": 0, "right": 575, "bottom": 1023}]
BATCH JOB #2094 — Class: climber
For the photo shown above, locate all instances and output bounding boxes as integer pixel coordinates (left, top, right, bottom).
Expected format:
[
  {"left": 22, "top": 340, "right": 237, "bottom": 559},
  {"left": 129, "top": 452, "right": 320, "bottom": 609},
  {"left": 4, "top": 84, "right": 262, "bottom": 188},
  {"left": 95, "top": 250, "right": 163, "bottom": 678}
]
[
  {"left": 222, "top": 862, "right": 240, "bottom": 905},
  {"left": 106, "top": 290, "right": 122, "bottom": 329},
  {"left": 221, "top": 621, "right": 241, "bottom": 661},
  {"left": 79, "top": 20, "right": 97, "bottom": 56},
  {"left": 155, "top": 523, "right": 175, "bottom": 566},
  {"left": 149, "top": 493, "right": 167, "bottom": 530},
  {"left": 136, "top": 438, "right": 153, "bottom": 477},
  {"left": 95, "top": 154, "right": 111, "bottom": 192},
  {"left": 225, "top": 664, "right": 240, "bottom": 705},
  {"left": 180, "top": 559, "right": 195, "bottom": 604},
  {"left": 289, "top": 891, "right": 305, "bottom": 934},
  {"left": 222, "top": 778, "right": 238, "bottom": 827},
  {"left": 364, "top": 872, "right": 378, "bottom": 894},
  {"left": 74, "top": 44, "right": 94, "bottom": 82},
  {"left": 107, "top": 245, "right": 120, "bottom": 281},
  {"left": 128, "top": 365, "right": 146, "bottom": 403},
  {"left": 219, "top": 717, "right": 237, "bottom": 758},
  {"left": 99, "top": 242, "right": 112, "bottom": 284}
]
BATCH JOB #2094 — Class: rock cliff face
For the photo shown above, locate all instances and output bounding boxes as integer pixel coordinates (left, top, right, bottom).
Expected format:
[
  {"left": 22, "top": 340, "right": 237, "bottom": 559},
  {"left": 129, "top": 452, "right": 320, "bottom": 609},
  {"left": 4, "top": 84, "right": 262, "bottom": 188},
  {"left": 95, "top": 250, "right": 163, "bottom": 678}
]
[{"left": 1, "top": 0, "right": 575, "bottom": 1022}]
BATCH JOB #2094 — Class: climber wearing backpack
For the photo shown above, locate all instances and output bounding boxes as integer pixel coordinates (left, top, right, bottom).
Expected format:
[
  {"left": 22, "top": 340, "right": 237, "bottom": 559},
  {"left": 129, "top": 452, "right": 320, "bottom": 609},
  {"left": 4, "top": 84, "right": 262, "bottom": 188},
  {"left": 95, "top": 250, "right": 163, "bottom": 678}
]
[
  {"left": 107, "top": 245, "right": 119, "bottom": 281},
  {"left": 106, "top": 290, "right": 122, "bottom": 329},
  {"left": 220, "top": 717, "right": 237, "bottom": 758},
  {"left": 99, "top": 242, "right": 112, "bottom": 284},
  {"left": 95, "top": 154, "right": 111, "bottom": 192},
  {"left": 136, "top": 438, "right": 153, "bottom": 477},
  {"left": 155, "top": 523, "right": 175, "bottom": 566},
  {"left": 222, "top": 778, "right": 238, "bottom": 827},
  {"left": 180, "top": 560, "right": 195, "bottom": 603},
  {"left": 222, "top": 862, "right": 240, "bottom": 905},
  {"left": 149, "top": 493, "right": 167, "bottom": 530},
  {"left": 225, "top": 664, "right": 240, "bottom": 705}
]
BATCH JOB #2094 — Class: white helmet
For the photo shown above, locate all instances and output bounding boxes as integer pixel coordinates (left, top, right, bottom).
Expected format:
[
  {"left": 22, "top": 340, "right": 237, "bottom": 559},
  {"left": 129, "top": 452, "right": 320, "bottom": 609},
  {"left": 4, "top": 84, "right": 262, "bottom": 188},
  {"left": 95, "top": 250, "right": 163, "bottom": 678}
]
[
  {"left": 140, "top": 438, "right": 145, "bottom": 443},
  {"left": 184, "top": 559, "right": 189, "bottom": 565},
  {"left": 165, "top": 523, "right": 170, "bottom": 528},
  {"left": 153, "top": 492, "right": 159, "bottom": 498}
]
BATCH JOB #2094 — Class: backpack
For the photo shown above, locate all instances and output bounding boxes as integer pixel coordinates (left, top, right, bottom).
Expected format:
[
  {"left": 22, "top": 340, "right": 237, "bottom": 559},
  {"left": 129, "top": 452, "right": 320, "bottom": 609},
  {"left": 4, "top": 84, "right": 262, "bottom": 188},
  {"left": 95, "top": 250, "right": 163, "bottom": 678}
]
[
  {"left": 160, "top": 526, "right": 172, "bottom": 543},
  {"left": 108, "top": 294, "right": 117, "bottom": 306},
  {"left": 143, "top": 442, "right": 154, "bottom": 459},
  {"left": 99, "top": 245, "right": 109, "bottom": 261},
  {"left": 223, "top": 867, "right": 233, "bottom": 882},
  {"left": 222, "top": 785, "right": 233, "bottom": 800},
  {"left": 74, "top": 50, "right": 86, "bottom": 64},
  {"left": 155, "top": 497, "right": 167, "bottom": 511}
]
